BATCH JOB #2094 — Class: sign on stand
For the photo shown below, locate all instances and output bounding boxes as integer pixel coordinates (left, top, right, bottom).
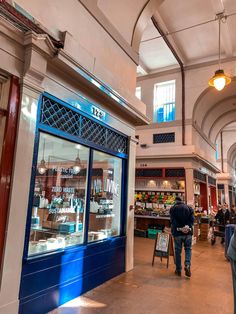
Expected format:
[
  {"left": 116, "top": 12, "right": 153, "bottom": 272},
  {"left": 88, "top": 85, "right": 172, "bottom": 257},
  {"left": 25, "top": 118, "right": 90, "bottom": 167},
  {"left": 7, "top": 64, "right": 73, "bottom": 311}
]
[{"left": 152, "top": 232, "right": 175, "bottom": 268}]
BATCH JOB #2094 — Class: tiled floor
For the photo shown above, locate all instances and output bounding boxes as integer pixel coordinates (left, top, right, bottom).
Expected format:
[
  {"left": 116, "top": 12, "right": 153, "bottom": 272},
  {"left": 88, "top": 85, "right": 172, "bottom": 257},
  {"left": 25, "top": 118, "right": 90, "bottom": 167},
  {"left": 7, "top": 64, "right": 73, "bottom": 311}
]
[{"left": 50, "top": 237, "right": 233, "bottom": 314}]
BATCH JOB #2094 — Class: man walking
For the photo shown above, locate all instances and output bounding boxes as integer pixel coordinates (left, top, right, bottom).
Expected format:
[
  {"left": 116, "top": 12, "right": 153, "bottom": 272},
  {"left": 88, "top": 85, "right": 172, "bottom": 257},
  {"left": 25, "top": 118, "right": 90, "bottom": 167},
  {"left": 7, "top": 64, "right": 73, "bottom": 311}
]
[{"left": 170, "top": 196, "right": 194, "bottom": 278}]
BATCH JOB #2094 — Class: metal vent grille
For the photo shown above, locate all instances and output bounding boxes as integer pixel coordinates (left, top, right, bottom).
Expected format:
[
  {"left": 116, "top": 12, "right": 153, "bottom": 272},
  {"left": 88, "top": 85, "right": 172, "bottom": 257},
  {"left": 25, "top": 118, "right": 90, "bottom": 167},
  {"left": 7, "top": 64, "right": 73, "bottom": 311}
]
[
  {"left": 40, "top": 96, "right": 128, "bottom": 154},
  {"left": 153, "top": 132, "right": 175, "bottom": 143},
  {"left": 136, "top": 168, "right": 163, "bottom": 177},
  {"left": 208, "top": 176, "right": 216, "bottom": 186},
  {"left": 193, "top": 170, "right": 206, "bottom": 183},
  {"left": 165, "top": 168, "right": 185, "bottom": 178}
]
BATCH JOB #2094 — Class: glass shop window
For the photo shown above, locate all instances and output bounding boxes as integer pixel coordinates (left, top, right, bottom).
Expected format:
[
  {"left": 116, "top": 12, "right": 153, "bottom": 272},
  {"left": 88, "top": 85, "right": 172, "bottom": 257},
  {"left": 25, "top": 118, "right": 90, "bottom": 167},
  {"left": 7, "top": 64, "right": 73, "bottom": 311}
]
[
  {"left": 28, "top": 133, "right": 89, "bottom": 256},
  {"left": 88, "top": 151, "right": 122, "bottom": 242},
  {"left": 153, "top": 80, "right": 175, "bottom": 123}
]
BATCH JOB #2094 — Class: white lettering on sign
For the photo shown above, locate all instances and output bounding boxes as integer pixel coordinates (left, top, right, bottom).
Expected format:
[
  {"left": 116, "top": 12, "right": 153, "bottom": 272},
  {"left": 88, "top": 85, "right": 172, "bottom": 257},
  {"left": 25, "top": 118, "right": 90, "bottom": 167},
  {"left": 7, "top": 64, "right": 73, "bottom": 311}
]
[
  {"left": 104, "top": 179, "right": 119, "bottom": 196},
  {"left": 48, "top": 208, "right": 76, "bottom": 214},
  {"left": 52, "top": 186, "right": 75, "bottom": 193},
  {"left": 92, "top": 106, "right": 105, "bottom": 120}
]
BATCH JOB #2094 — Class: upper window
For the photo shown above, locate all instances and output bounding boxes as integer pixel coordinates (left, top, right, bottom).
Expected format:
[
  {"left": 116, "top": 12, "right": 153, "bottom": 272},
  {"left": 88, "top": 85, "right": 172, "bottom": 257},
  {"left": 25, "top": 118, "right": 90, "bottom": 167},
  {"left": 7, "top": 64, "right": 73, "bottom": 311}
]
[
  {"left": 153, "top": 80, "right": 176, "bottom": 123},
  {"left": 135, "top": 87, "right": 141, "bottom": 100}
]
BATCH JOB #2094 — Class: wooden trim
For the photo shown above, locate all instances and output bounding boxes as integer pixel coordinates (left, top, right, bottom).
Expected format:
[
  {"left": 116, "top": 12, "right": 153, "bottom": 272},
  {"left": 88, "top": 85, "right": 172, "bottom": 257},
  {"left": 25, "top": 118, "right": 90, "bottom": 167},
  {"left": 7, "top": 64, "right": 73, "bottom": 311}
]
[{"left": 0, "top": 76, "right": 20, "bottom": 267}]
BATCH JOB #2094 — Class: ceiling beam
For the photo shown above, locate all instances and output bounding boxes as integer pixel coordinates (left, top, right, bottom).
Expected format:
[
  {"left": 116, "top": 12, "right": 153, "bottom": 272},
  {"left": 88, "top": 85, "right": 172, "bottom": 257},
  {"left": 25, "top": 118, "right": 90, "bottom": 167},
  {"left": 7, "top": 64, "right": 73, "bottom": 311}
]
[{"left": 152, "top": 11, "right": 187, "bottom": 65}]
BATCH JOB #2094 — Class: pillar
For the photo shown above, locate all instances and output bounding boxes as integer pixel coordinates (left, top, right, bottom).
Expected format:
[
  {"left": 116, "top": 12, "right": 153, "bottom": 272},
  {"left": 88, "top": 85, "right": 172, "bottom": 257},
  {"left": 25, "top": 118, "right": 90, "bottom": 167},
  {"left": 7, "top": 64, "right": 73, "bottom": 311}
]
[{"left": 185, "top": 168, "right": 194, "bottom": 205}]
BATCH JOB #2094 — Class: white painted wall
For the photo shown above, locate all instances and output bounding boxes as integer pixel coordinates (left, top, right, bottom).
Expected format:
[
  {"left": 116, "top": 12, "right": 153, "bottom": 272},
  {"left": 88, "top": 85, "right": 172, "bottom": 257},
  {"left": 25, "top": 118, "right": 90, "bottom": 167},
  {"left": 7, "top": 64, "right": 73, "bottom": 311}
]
[
  {"left": 14, "top": 0, "right": 146, "bottom": 115},
  {"left": 136, "top": 60, "right": 236, "bottom": 168},
  {"left": 0, "top": 4, "right": 147, "bottom": 312}
]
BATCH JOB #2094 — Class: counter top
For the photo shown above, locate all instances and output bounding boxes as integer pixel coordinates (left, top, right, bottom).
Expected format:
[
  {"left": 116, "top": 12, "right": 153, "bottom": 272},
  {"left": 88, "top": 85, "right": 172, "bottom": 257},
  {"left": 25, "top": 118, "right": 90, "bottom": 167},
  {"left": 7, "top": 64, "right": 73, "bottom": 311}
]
[{"left": 134, "top": 215, "right": 170, "bottom": 220}]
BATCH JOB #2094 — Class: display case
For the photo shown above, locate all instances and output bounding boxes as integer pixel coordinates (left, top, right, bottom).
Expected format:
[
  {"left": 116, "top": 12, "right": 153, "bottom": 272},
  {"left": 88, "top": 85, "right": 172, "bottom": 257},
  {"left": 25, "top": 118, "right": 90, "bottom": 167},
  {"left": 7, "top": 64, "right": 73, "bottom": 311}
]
[
  {"left": 135, "top": 178, "right": 185, "bottom": 218},
  {"left": 27, "top": 133, "right": 123, "bottom": 256}
]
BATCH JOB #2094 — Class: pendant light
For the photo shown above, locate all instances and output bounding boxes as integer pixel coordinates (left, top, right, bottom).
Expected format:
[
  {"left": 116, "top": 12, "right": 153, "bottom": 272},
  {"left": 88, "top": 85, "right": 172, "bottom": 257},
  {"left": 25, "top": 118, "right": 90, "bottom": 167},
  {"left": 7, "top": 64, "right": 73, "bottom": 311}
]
[
  {"left": 38, "top": 139, "right": 47, "bottom": 175},
  {"left": 73, "top": 150, "right": 82, "bottom": 174},
  {"left": 208, "top": 14, "right": 231, "bottom": 91}
]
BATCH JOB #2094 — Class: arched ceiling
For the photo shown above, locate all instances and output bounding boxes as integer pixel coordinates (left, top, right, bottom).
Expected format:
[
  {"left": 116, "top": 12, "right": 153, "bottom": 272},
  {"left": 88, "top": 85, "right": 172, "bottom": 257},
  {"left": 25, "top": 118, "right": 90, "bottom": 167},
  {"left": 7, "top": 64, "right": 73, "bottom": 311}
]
[
  {"left": 227, "top": 142, "right": 236, "bottom": 168},
  {"left": 97, "top": 0, "right": 164, "bottom": 50},
  {"left": 193, "top": 79, "right": 236, "bottom": 143},
  {"left": 96, "top": 0, "right": 236, "bottom": 74}
]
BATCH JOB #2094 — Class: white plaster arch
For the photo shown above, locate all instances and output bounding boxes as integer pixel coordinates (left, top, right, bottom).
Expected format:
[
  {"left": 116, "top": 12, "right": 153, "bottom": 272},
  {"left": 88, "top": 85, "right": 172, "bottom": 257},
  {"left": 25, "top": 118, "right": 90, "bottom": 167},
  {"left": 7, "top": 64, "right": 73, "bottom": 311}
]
[
  {"left": 201, "top": 97, "right": 236, "bottom": 136},
  {"left": 193, "top": 77, "right": 236, "bottom": 143},
  {"left": 96, "top": 0, "right": 165, "bottom": 52},
  {"left": 209, "top": 111, "right": 236, "bottom": 143},
  {"left": 227, "top": 143, "right": 236, "bottom": 167}
]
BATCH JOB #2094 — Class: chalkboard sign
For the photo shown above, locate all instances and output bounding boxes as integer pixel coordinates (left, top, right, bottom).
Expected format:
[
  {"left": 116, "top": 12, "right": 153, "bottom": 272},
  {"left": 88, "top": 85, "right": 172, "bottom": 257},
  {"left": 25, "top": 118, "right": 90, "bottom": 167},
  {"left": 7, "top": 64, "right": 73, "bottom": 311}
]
[
  {"left": 152, "top": 232, "right": 175, "bottom": 268},
  {"left": 156, "top": 233, "right": 170, "bottom": 256}
]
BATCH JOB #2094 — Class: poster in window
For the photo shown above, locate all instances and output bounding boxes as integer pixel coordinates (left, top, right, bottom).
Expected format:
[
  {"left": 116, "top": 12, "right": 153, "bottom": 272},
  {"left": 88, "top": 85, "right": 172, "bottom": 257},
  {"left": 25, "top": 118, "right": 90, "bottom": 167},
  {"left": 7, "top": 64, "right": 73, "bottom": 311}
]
[{"left": 156, "top": 233, "right": 169, "bottom": 253}]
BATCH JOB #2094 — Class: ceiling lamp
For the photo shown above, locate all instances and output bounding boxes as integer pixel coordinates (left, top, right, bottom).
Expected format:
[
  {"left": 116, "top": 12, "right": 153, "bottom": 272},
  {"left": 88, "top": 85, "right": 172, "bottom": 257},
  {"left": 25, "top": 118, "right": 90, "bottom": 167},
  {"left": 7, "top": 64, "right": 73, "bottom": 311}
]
[
  {"left": 73, "top": 150, "right": 82, "bottom": 174},
  {"left": 208, "top": 13, "right": 231, "bottom": 91},
  {"left": 38, "top": 139, "right": 47, "bottom": 175}
]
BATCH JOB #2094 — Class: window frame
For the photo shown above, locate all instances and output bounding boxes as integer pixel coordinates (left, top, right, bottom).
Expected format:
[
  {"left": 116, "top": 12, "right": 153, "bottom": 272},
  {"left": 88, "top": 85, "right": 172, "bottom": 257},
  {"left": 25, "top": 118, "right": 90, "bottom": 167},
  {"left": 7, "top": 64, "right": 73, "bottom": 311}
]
[
  {"left": 153, "top": 80, "right": 176, "bottom": 123},
  {"left": 23, "top": 93, "right": 128, "bottom": 260},
  {"left": 135, "top": 86, "right": 141, "bottom": 100}
]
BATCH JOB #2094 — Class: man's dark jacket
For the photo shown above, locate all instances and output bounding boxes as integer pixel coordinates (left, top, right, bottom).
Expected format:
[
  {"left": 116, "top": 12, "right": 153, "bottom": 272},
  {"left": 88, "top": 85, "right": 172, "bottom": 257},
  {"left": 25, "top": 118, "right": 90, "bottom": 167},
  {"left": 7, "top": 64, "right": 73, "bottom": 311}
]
[{"left": 170, "top": 201, "right": 194, "bottom": 237}]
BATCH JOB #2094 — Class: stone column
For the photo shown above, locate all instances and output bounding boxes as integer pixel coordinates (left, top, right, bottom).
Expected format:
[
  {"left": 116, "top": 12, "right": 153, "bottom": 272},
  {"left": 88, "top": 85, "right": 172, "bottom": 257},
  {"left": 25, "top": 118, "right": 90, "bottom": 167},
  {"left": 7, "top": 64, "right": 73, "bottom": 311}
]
[
  {"left": 224, "top": 183, "right": 230, "bottom": 205},
  {"left": 125, "top": 136, "right": 137, "bottom": 272},
  {"left": 185, "top": 168, "right": 194, "bottom": 206}
]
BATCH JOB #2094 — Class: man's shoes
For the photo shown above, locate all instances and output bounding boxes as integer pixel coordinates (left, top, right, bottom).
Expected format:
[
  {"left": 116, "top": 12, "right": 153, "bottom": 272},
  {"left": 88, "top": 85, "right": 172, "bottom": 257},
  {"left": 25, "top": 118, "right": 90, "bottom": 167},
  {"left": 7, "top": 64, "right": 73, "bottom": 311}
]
[
  {"left": 184, "top": 266, "right": 191, "bottom": 278},
  {"left": 175, "top": 270, "right": 181, "bottom": 276}
]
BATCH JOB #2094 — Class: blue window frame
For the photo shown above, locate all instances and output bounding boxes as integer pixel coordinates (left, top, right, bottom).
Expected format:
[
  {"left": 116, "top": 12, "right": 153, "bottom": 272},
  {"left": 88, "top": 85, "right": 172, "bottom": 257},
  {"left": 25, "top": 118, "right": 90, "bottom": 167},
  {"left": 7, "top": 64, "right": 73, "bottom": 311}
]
[
  {"left": 23, "top": 93, "right": 128, "bottom": 260},
  {"left": 154, "top": 80, "right": 176, "bottom": 123}
]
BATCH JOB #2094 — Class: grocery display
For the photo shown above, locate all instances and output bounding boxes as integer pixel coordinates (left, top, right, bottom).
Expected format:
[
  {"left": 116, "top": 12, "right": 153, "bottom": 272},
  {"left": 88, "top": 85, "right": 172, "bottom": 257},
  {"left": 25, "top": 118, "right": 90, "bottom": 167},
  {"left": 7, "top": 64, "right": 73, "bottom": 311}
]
[{"left": 134, "top": 190, "right": 185, "bottom": 217}]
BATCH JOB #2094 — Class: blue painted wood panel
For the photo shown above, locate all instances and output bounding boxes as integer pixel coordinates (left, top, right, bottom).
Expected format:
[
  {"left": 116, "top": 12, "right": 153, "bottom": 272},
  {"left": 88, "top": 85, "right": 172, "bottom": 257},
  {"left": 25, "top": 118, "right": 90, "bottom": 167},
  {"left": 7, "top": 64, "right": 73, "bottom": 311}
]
[{"left": 19, "top": 237, "right": 125, "bottom": 314}]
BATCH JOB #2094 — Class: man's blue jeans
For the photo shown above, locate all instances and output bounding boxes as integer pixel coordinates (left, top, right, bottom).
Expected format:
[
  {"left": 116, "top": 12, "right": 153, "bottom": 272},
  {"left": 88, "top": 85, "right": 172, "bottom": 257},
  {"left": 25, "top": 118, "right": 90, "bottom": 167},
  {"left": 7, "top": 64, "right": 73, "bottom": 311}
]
[{"left": 174, "top": 235, "right": 192, "bottom": 272}]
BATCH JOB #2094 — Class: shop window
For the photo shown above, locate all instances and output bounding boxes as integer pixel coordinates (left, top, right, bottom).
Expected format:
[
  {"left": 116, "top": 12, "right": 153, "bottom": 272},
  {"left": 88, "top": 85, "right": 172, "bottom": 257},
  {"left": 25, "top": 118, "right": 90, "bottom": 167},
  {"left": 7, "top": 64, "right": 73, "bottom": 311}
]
[
  {"left": 135, "top": 86, "right": 141, "bottom": 100},
  {"left": 88, "top": 151, "right": 122, "bottom": 242},
  {"left": 153, "top": 80, "right": 175, "bottom": 123},
  {"left": 28, "top": 133, "right": 90, "bottom": 256}
]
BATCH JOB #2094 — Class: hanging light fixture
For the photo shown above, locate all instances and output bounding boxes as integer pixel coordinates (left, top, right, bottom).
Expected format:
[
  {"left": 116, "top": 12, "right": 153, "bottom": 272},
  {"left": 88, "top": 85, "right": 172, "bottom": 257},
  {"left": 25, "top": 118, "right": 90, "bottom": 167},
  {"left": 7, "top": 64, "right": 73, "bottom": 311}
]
[
  {"left": 38, "top": 139, "right": 47, "bottom": 175},
  {"left": 73, "top": 150, "right": 82, "bottom": 174},
  {"left": 209, "top": 13, "right": 231, "bottom": 91}
]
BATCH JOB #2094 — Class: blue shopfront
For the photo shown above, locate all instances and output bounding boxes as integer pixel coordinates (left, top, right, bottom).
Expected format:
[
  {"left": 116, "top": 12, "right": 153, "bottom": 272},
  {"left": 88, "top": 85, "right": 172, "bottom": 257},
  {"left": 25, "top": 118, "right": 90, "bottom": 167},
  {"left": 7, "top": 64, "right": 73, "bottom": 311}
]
[{"left": 19, "top": 93, "right": 128, "bottom": 314}]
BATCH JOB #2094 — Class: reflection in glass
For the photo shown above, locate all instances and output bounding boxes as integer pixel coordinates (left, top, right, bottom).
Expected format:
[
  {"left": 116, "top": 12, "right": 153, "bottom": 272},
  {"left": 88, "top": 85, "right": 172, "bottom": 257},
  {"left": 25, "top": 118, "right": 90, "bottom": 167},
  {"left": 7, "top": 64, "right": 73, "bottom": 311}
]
[
  {"left": 28, "top": 133, "right": 89, "bottom": 256},
  {"left": 88, "top": 151, "right": 122, "bottom": 242}
]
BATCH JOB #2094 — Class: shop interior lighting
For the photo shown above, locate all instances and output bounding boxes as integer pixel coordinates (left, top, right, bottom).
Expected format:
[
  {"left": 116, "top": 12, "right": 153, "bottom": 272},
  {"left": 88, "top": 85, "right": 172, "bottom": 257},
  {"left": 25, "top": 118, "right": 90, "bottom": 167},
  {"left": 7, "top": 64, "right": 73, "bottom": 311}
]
[
  {"left": 73, "top": 151, "right": 82, "bottom": 174},
  {"left": 208, "top": 13, "right": 231, "bottom": 91},
  {"left": 38, "top": 139, "right": 47, "bottom": 175}
]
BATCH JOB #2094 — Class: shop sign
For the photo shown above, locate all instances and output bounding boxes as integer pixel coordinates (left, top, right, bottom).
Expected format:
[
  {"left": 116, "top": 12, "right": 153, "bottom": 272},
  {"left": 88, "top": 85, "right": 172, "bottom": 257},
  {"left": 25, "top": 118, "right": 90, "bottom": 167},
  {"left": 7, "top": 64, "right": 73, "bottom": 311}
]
[
  {"left": 104, "top": 179, "right": 119, "bottom": 196},
  {"left": 91, "top": 105, "right": 105, "bottom": 121}
]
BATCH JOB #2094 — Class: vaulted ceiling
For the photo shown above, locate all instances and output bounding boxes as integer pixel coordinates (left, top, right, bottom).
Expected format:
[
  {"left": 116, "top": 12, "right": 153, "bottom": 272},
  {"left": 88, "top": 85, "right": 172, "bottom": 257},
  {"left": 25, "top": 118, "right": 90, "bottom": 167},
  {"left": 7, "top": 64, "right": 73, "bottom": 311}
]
[{"left": 97, "top": 0, "right": 236, "bottom": 75}]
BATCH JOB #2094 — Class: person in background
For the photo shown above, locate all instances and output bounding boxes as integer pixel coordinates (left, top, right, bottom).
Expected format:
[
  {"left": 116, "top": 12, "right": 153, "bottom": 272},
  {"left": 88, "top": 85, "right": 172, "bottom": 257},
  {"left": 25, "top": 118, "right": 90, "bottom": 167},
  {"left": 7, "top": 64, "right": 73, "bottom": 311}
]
[
  {"left": 230, "top": 206, "right": 236, "bottom": 224},
  {"left": 215, "top": 204, "right": 230, "bottom": 243},
  {"left": 227, "top": 228, "right": 236, "bottom": 314},
  {"left": 170, "top": 196, "right": 194, "bottom": 278}
]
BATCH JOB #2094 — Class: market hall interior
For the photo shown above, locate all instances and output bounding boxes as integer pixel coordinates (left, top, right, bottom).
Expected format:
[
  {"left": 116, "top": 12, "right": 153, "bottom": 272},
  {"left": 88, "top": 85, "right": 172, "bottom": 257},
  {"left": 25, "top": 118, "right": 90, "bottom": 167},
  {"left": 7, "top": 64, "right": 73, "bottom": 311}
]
[{"left": 0, "top": 0, "right": 235, "bottom": 314}]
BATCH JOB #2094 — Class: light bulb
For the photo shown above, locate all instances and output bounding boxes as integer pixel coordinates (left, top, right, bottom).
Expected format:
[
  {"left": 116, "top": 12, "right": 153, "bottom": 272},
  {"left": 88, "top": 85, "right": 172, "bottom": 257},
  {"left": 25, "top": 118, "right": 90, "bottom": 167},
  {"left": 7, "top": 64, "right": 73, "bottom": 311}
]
[
  {"left": 73, "top": 156, "right": 82, "bottom": 174},
  {"left": 213, "top": 76, "right": 226, "bottom": 91},
  {"left": 73, "top": 165, "right": 81, "bottom": 174},
  {"left": 208, "top": 69, "right": 231, "bottom": 91},
  {"left": 38, "top": 160, "right": 47, "bottom": 174}
]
